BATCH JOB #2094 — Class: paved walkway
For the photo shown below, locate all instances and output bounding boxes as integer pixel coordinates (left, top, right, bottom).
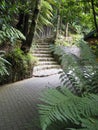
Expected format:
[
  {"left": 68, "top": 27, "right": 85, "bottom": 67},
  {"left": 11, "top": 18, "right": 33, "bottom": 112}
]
[{"left": 0, "top": 74, "right": 61, "bottom": 130}]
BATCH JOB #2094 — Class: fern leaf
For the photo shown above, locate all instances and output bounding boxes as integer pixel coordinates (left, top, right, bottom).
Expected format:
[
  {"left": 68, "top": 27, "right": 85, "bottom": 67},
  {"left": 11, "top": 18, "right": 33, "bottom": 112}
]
[
  {"left": 0, "top": 24, "right": 26, "bottom": 44},
  {"left": 39, "top": 87, "right": 98, "bottom": 130}
]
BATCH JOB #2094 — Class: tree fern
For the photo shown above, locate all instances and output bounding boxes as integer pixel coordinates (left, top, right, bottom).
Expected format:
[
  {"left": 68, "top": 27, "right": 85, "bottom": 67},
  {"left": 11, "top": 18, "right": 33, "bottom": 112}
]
[
  {"left": 50, "top": 40, "right": 98, "bottom": 95},
  {"left": 36, "top": 0, "right": 53, "bottom": 34},
  {"left": 39, "top": 39, "right": 98, "bottom": 130},
  {"left": 0, "top": 24, "right": 26, "bottom": 44},
  {"left": 39, "top": 88, "right": 98, "bottom": 130},
  {"left": 70, "top": 118, "right": 98, "bottom": 130}
]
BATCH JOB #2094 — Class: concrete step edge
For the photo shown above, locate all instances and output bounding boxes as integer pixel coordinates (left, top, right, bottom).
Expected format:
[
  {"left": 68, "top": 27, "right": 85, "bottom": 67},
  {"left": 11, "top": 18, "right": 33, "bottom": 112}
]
[{"left": 34, "top": 65, "right": 61, "bottom": 71}]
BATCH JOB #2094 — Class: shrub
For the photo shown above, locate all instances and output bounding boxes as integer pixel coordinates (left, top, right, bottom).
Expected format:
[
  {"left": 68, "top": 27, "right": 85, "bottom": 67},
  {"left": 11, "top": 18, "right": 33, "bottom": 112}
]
[
  {"left": 39, "top": 39, "right": 98, "bottom": 130},
  {"left": 39, "top": 88, "right": 98, "bottom": 130},
  {"left": 0, "top": 48, "right": 37, "bottom": 84}
]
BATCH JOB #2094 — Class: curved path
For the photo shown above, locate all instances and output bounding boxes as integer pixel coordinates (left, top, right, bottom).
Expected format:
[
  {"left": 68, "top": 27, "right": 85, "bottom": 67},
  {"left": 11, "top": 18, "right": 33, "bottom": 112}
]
[{"left": 0, "top": 74, "right": 61, "bottom": 130}]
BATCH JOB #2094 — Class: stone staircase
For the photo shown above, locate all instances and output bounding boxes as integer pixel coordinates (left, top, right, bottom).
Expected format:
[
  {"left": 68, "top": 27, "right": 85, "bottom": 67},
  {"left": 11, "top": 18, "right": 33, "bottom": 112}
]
[{"left": 32, "top": 41, "right": 62, "bottom": 77}]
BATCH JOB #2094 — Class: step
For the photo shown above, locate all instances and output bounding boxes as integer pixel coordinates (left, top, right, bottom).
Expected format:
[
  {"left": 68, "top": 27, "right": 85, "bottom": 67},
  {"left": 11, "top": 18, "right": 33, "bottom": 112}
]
[
  {"left": 38, "top": 61, "right": 58, "bottom": 65},
  {"left": 34, "top": 64, "right": 61, "bottom": 72},
  {"left": 34, "top": 48, "right": 51, "bottom": 51},
  {"left": 33, "top": 68, "right": 63, "bottom": 77},
  {"left": 33, "top": 53, "right": 52, "bottom": 57},
  {"left": 36, "top": 43, "right": 50, "bottom": 46},
  {"left": 35, "top": 42, "right": 50, "bottom": 45},
  {"left": 36, "top": 47, "right": 50, "bottom": 50},
  {"left": 33, "top": 50, "right": 51, "bottom": 54},
  {"left": 38, "top": 57, "right": 54, "bottom": 61},
  {"left": 35, "top": 44, "right": 50, "bottom": 48}
]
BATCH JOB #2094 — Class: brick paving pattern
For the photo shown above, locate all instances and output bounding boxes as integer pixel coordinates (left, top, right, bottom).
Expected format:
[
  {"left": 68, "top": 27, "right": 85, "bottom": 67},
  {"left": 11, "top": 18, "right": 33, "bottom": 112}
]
[{"left": 0, "top": 75, "right": 61, "bottom": 130}]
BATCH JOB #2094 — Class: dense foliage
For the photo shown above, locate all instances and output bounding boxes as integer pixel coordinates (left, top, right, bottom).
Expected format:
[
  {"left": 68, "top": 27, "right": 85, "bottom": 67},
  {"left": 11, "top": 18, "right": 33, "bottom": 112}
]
[
  {"left": 0, "top": 0, "right": 98, "bottom": 129},
  {"left": 0, "top": 0, "right": 41, "bottom": 83},
  {"left": 39, "top": 40, "right": 98, "bottom": 130},
  {"left": 0, "top": 48, "right": 37, "bottom": 85},
  {"left": 39, "top": 89, "right": 98, "bottom": 130},
  {"left": 52, "top": 0, "right": 98, "bottom": 35},
  {"left": 0, "top": 24, "right": 25, "bottom": 44}
]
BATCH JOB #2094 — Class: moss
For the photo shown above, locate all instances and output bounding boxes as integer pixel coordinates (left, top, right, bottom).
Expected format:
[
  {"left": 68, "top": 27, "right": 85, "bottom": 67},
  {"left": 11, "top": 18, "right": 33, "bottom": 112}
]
[{"left": 0, "top": 48, "right": 37, "bottom": 85}]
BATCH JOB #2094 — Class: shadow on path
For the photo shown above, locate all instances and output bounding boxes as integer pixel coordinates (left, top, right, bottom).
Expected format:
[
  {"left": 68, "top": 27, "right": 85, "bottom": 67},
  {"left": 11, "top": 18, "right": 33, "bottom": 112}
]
[{"left": 0, "top": 74, "right": 61, "bottom": 130}]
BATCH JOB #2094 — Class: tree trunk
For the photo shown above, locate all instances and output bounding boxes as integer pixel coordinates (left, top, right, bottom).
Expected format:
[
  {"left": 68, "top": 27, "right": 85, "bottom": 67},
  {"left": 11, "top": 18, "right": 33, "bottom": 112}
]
[
  {"left": 56, "top": 15, "right": 60, "bottom": 37},
  {"left": 60, "top": 17, "right": 62, "bottom": 34},
  {"left": 54, "top": 9, "right": 60, "bottom": 41},
  {"left": 91, "top": 0, "right": 98, "bottom": 31},
  {"left": 21, "top": 0, "right": 41, "bottom": 53},
  {"left": 54, "top": 0, "right": 61, "bottom": 43},
  {"left": 16, "top": 12, "right": 24, "bottom": 31},
  {"left": 65, "top": 22, "right": 69, "bottom": 38},
  {"left": 23, "top": 14, "right": 29, "bottom": 37}
]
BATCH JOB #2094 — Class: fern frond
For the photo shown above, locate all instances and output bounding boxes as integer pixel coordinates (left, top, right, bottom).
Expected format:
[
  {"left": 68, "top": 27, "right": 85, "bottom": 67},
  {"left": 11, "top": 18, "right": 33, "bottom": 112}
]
[
  {"left": 0, "top": 24, "right": 26, "bottom": 44},
  {"left": 0, "top": 51, "right": 11, "bottom": 76},
  {"left": 39, "top": 87, "right": 98, "bottom": 130},
  {"left": 39, "top": 88, "right": 79, "bottom": 130},
  {"left": 36, "top": 0, "right": 53, "bottom": 33},
  {"left": 70, "top": 118, "right": 98, "bottom": 130},
  {"left": 0, "top": 58, "right": 9, "bottom": 76},
  {"left": 79, "top": 39, "right": 96, "bottom": 66},
  {"left": 51, "top": 40, "right": 98, "bottom": 95}
]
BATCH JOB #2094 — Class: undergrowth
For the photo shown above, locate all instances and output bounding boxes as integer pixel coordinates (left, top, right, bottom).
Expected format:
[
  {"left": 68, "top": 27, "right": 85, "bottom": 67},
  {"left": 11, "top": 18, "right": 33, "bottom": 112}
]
[
  {"left": 39, "top": 39, "right": 98, "bottom": 130},
  {"left": 0, "top": 51, "right": 10, "bottom": 78},
  {"left": 0, "top": 48, "right": 37, "bottom": 85}
]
